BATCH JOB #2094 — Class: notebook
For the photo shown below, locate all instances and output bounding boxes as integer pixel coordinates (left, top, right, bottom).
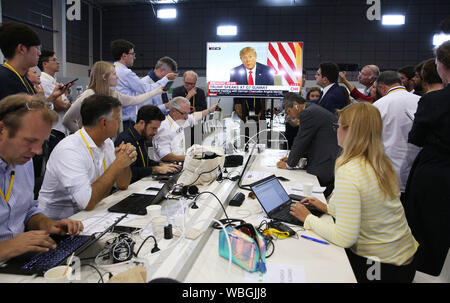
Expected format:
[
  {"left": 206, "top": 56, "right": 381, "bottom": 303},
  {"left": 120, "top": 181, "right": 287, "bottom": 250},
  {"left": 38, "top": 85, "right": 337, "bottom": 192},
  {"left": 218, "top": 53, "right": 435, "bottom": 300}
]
[
  {"left": 250, "top": 175, "right": 323, "bottom": 226},
  {"left": 0, "top": 213, "right": 126, "bottom": 276}
]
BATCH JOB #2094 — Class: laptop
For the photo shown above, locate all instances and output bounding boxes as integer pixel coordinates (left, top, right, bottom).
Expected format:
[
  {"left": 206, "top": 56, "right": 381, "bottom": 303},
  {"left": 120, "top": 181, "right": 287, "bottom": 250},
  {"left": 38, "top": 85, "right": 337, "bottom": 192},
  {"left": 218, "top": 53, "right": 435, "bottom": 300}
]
[
  {"left": 250, "top": 175, "right": 323, "bottom": 226},
  {"left": 0, "top": 213, "right": 127, "bottom": 276},
  {"left": 238, "top": 143, "right": 258, "bottom": 190},
  {"left": 108, "top": 173, "right": 179, "bottom": 215}
]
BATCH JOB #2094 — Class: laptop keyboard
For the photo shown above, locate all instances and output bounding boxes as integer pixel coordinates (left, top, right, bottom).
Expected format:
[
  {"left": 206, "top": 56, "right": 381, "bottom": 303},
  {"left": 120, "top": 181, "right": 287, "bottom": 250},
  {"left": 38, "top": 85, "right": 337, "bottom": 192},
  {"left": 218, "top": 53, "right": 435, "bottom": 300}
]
[
  {"left": 275, "top": 209, "right": 303, "bottom": 226},
  {"left": 21, "top": 235, "right": 92, "bottom": 274}
]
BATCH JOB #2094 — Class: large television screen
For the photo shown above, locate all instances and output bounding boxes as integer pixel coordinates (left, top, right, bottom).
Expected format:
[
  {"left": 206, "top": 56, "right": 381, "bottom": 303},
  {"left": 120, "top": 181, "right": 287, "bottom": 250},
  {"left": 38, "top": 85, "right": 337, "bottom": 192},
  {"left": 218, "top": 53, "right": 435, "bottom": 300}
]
[{"left": 206, "top": 41, "right": 303, "bottom": 98}]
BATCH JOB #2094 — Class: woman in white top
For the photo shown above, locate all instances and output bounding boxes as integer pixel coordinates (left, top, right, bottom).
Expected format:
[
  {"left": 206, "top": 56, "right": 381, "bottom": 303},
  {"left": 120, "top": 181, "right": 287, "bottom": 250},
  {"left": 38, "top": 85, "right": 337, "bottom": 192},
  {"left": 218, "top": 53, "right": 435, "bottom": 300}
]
[{"left": 63, "top": 61, "right": 165, "bottom": 133}]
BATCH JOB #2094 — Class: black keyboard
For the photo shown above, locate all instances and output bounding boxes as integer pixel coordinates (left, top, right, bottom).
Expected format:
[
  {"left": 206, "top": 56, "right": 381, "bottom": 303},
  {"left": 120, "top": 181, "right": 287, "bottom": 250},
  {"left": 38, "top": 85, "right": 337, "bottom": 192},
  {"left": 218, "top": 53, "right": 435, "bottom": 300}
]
[
  {"left": 275, "top": 210, "right": 304, "bottom": 226},
  {"left": 21, "top": 235, "right": 93, "bottom": 274}
]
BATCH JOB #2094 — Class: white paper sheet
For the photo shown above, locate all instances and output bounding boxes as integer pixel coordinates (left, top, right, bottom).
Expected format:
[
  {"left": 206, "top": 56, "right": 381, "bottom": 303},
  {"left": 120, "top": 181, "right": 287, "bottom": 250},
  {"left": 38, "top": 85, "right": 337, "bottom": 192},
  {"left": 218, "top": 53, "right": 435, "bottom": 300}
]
[{"left": 245, "top": 263, "right": 306, "bottom": 283}]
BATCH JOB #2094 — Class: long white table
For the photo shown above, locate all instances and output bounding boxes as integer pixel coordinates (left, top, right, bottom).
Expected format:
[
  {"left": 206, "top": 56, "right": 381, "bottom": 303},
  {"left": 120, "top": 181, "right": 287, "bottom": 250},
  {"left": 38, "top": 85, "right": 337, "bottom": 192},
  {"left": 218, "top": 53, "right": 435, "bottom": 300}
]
[
  {"left": 184, "top": 149, "right": 356, "bottom": 283},
  {"left": 0, "top": 148, "right": 355, "bottom": 283}
]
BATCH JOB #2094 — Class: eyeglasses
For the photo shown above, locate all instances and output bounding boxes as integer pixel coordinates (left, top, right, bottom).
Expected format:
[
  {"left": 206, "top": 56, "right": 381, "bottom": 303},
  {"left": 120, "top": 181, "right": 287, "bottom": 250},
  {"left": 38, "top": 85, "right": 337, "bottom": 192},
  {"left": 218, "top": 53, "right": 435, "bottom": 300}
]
[
  {"left": 48, "top": 57, "right": 59, "bottom": 62},
  {"left": 174, "top": 108, "right": 189, "bottom": 116},
  {"left": 332, "top": 123, "right": 340, "bottom": 132},
  {"left": 128, "top": 52, "right": 136, "bottom": 57},
  {"left": 184, "top": 81, "right": 196, "bottom": 86},
  {"left": 0, "top": 100, "right": 52, "bottom": 121}
]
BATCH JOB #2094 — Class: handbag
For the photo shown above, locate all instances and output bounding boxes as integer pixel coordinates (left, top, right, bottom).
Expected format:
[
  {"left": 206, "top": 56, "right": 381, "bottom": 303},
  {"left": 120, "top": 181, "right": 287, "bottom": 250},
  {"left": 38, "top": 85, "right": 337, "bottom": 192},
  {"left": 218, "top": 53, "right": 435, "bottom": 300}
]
[
  {"left": 218, "top": 223, "right": 267, "bottom": 273},
  {"left": 177, "top": 144, "right": 225, "bottom": 186}
]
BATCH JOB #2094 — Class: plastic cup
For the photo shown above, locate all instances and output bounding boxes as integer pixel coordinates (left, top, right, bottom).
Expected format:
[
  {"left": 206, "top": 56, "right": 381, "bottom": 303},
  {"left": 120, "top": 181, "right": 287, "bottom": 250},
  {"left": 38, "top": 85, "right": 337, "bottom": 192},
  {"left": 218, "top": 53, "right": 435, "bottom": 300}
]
[
  {"left": 44, "top": 265, "right": 72, "bottom": 283},
  {"left": 303, "top": 182, "right": 314, "bottom": 196},
  {"left": 146, "top": 205, "right": 162, "bottom": 219}
]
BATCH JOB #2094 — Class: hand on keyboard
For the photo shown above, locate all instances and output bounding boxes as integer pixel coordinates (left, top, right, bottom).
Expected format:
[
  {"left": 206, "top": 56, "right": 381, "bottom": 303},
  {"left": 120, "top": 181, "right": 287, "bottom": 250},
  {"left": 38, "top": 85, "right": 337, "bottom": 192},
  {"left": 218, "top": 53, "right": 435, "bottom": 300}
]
[{"left": 0, "top": 230, "right": 56, "bottom": 261}]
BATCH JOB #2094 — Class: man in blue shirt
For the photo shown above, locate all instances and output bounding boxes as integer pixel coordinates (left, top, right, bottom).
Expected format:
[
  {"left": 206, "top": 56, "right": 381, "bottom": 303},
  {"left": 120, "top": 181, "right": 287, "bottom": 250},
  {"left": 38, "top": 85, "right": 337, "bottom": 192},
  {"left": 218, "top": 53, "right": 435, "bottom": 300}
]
[
  {"left": 0, "top": 94, "right": 83, "bottom": 261},
  {"left": 115, "top": 105, "right": 180, "bottom": 183},
  {"left": 111, "top": 39, "right": 178, "bottom": 130}
]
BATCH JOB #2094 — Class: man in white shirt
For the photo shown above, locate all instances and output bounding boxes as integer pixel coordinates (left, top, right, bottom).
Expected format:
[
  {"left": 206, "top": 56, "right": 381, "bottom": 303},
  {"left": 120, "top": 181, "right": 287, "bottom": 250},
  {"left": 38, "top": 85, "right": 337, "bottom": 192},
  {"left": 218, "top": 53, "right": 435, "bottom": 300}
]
[
  {"left": 152, "top": 97, "right": 218, "bottom": 162},
  {"left": 38, "top": 95, "right": 137, "bottom": 220},
  {"left": 38, "top": 49, "right": 71, "bottom": 154},
  {"left": 373, "top": 71, "right": 421, "bottom": 195},
  {"left": 111, "top": 40, "right": 178, "bottom": 130}
]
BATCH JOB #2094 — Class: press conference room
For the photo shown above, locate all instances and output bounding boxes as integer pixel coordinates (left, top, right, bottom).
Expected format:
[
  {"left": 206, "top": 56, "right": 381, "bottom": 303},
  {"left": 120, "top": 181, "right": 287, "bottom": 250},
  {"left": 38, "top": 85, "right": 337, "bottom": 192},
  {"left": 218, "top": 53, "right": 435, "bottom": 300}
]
[{"left": 0, "top": 0, "right": 449, "bottom": 293}]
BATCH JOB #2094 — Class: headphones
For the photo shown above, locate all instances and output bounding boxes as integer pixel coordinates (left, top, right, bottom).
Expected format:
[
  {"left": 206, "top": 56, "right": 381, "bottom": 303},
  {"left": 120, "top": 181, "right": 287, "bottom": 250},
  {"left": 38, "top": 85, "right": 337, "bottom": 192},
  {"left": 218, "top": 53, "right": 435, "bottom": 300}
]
[
  {"left": 181, "top": 185, "right": 199, "bottom": 197},
  {"left": 172, "top": 184, "right": 199, "bottom": 197},
  {"left": 107, "top": 233, "right": 135, "bottom": 264}
]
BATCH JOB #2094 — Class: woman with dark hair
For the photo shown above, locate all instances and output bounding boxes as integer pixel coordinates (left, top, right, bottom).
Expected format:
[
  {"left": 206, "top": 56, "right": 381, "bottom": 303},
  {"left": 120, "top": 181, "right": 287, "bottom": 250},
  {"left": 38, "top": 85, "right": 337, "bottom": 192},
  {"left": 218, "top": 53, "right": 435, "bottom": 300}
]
[
  {"left": 404, "top": 40, "right": 450, "bottom": 277},
  {"left": 420, "top": 58, "right": 444, "bottom": 93}
]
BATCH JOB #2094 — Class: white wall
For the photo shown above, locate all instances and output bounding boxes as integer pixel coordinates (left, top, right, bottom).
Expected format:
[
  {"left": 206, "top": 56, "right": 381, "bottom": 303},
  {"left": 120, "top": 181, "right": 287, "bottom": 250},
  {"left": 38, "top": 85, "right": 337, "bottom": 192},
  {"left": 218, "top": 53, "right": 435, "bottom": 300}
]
[{"left": 64, "top": 62, "right": 90, "bottom": 78}]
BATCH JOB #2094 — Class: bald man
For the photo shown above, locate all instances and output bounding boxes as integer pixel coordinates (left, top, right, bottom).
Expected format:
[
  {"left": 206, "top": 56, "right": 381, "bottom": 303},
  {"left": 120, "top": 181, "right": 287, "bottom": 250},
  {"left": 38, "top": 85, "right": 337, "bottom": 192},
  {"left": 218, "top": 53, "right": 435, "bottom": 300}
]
[{"left": 171, "top": 70, "right": 207, "bottom": 113}]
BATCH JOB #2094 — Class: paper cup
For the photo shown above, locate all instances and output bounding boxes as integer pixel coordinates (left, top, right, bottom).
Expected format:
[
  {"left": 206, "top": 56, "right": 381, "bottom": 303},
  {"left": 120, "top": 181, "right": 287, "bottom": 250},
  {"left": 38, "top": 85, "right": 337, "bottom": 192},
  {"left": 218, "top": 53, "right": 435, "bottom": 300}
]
[
  {"left": 151, "top": 216, "right": 168, "bottom": 240},
  {"left": 146, "top": 205, "right": 162, "bottom": 219},
  {"left": 44, "top": 265, "right": 72, "bottom": 283},
  {"left": 303, "top": 182, "right": 314, "bottom": 196}
]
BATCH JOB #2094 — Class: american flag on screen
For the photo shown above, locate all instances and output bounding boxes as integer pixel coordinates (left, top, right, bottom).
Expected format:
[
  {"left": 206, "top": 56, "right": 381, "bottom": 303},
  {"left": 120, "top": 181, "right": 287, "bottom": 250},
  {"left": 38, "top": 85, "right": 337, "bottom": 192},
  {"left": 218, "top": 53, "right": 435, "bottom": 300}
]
[{"left": 267, "top": 42, "right": 303, "bottom": 86}]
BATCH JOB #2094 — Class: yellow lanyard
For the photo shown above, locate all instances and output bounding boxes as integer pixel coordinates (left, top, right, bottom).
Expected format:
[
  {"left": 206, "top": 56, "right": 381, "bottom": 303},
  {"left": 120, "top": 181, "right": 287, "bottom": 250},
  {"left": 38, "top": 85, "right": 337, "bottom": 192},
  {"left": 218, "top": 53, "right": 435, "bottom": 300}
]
[
  {"left": 3, "top": 63, "right": 34, "bottom": 94},
  {"left": 185, "top": 91, "right": 195, "bottom": 108},
  {"left": 246, "top": 98, "right": 256, "bottom": 110},
  {"left": 41, "top": 72, "right": 54, "bottom": 84},
  {"left": 79, "top": 130, "right": 106, "bottom": 180},
  {"left": 387, "top": 87, "right": 407, "bottom": 95},
  {"left": 128, "top": 129, "right": 148, "bottom": 167},
  {"left": 167, "top": 116, "right": 185, "bottom": 151},
  {"left": 0, "top": 170, "right": 15, "bottom": 204}
]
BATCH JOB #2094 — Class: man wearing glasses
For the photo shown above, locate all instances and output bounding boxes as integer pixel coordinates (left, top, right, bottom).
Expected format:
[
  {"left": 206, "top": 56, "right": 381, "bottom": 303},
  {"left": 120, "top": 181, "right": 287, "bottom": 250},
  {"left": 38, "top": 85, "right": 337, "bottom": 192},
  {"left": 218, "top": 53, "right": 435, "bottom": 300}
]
[
  {"left": 0, "top": 22, "right": 72, "bottom": 196},
  {"left": 111, "top": 39, "right": 178, "bottom": 131},
  {"left": 152, "top": 97, "right": 218, "bottom": 163},
  {"left": 38, "top": 49, "right": 71, "bottom": 155},
  {"left": 172, "top": 71, "right": 207, "bottom": 113}
]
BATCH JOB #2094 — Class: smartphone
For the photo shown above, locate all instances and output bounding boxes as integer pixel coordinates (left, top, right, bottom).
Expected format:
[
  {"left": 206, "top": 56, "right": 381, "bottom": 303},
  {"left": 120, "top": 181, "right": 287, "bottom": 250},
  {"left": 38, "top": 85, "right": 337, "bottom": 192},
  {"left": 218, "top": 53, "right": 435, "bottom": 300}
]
[
  {"left": 112, "top": 225, "right": 140, "bottom": 234},
  {"left": 289, "top": 194, "right": 306, "bottom": 201},
  {"left": 61, "top": 78, "right": 78, "bottom": 89},
  {"left": 276, "top": 176, "right": 290, "bottom": 181},
  {"left": 162, "top": 81, "right": 174, "bottom": 91}
]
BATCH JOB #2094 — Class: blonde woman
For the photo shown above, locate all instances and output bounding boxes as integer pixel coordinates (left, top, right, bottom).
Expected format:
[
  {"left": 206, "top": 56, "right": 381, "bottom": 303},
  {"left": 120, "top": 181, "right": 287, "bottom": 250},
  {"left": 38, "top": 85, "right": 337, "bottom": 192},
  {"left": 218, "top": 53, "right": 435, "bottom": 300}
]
[
  {"left": 63, "top": 61, "right": 165, "bottom": 133},
  {"left": 290, "top": 102, "right": 418, "bottom": 283}
]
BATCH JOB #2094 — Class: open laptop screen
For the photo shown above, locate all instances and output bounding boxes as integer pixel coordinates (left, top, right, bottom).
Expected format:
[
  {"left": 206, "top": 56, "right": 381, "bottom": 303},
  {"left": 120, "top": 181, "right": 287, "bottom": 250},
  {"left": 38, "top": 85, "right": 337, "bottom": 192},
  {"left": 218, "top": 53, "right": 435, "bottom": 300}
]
[{"left": 251, "top": 175, "right": 290, "bottom": 213}]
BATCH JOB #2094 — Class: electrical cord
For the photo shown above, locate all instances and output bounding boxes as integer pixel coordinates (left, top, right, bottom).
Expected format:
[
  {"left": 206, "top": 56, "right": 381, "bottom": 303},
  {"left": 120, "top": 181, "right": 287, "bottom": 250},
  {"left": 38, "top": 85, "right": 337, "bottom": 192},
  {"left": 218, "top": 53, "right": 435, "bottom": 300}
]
[
  {"left": 173, "top": 165, "right": 221, "bottom": 189},
  {"left": 256, "top": 220, "right": 276, "bottom": 259},
  {"left": 80, "top": 263, "right": 109, "bottom": 283},
  {"left": 190, "top": 191, "right": 229, "bottom": 219},
  {"left": 134, "top": 235, "right": 160, "bottom": 257}
]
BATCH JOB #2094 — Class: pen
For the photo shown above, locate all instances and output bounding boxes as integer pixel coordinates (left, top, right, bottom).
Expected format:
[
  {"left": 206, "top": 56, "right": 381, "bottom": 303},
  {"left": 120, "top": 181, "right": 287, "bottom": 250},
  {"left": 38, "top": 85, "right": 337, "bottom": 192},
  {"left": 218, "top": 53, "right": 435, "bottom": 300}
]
[{"left": 301, "top": 235, "right": 329, "bottom": 245}]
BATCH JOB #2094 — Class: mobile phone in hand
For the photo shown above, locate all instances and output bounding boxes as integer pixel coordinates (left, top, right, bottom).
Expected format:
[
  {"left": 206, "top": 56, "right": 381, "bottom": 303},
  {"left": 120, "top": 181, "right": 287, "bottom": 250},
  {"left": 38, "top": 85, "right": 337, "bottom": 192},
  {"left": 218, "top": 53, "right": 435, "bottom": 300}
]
[
  {"left": 162, "top": 81, "right": 174, "bottom": 91},
  {"left": 60, "top": 78, "right": 78, "bottom": 89}
]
